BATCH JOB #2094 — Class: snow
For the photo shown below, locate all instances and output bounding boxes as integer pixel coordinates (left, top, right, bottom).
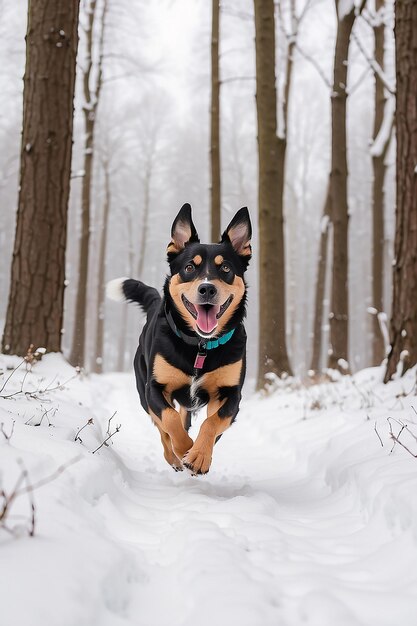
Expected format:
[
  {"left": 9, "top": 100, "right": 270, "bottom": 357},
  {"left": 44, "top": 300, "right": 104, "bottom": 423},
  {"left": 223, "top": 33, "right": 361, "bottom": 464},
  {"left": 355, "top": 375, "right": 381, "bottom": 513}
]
[{"left": 1, "top": 354, "right": 417, "bottom": 625}]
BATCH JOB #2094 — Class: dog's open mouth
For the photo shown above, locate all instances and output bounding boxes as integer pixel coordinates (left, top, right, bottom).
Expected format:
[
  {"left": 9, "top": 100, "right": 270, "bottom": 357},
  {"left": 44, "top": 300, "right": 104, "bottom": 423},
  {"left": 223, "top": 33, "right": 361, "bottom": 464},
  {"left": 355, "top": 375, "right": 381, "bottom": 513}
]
[{"left": 182, "top": 294, "right": 233, "bottom": 335}]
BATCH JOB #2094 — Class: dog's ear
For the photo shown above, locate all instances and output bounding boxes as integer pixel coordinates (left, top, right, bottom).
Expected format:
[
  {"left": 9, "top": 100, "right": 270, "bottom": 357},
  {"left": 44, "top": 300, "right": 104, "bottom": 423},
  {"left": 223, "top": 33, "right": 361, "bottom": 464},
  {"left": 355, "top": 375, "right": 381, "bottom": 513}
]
[
  {"left": 167, "top": 204, "right": 199, "bottom": 259},
  {"left": 221, "top": 207, "right": 252, "bottom": 260}
]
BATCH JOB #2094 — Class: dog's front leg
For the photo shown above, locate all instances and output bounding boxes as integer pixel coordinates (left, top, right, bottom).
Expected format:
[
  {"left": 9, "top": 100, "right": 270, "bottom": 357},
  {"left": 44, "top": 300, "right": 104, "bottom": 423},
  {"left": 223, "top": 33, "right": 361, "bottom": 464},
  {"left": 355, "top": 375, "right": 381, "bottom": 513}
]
[
  {"left": 183, "top": 387, "right": 241, "bottom": 475},
  {"left": 147, "top": 381, "right": 193, "bottom": 461}
]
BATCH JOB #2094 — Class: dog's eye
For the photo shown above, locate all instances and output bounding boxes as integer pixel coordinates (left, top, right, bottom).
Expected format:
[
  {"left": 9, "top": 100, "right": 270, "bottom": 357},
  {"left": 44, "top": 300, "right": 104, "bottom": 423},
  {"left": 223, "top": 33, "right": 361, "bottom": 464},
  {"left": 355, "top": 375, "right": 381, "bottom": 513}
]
[
  {"left": 221, "top": 263, "right": 231, "bottom": 273},
  {"left": 184, "top": 263, "right": 195, "bottom": 273}
]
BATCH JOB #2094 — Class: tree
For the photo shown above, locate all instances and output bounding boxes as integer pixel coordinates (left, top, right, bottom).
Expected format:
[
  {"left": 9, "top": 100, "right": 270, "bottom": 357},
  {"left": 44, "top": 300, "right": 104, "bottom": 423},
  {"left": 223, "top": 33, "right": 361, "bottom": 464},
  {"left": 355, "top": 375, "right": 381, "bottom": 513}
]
[
  {"left": 384, "top": 0, "right": 417, "bottom": 381},
  {"left": 2, "top": 0, "right": 80, "bottom": 356},
  {"left": 210, "top": 0, "right": 221, "bottom": 242},
  {"left": 327, "top": 2, "right": 362, "bottom": 372},
  {"left": 310, "top": 187, "right": 332, "bottom": 372},
  {"left": 93, "top": 157, "right": 110, "bottom": 373},
  {"left": 254, "top": 0, "right": 293, "bottom": 388},
  {"left": 370, "top": 0, "right": 392, "bottom": 365},
  {"left": 69, "top": 0, "right": 106, "bottom": 367}
]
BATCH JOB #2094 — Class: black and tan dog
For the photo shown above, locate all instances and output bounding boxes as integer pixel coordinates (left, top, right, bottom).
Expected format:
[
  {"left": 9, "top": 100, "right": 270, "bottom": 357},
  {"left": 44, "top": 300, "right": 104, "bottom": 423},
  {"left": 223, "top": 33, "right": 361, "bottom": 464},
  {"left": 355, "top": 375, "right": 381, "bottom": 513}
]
[{"left": 107, "top": 204, "right": 252, "bottom": 474}]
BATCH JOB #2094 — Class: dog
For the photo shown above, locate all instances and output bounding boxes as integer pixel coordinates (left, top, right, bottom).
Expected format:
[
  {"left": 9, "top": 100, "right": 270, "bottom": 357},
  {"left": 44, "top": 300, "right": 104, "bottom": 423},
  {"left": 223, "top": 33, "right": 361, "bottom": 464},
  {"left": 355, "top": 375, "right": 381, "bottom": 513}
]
[{"left": 107, "top": 204, "right": 252, "bottom": 474}]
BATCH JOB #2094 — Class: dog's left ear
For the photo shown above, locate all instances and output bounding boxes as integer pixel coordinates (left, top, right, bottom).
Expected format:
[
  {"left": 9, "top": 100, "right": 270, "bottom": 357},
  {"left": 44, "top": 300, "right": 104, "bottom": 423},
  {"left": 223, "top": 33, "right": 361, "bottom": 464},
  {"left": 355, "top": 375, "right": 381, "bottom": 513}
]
[
  {"left": 167, "top": 203, "right": 200, "bottom": 259},
  {"left": 221, "top": 207, "right": 252, "bottom": 260}
]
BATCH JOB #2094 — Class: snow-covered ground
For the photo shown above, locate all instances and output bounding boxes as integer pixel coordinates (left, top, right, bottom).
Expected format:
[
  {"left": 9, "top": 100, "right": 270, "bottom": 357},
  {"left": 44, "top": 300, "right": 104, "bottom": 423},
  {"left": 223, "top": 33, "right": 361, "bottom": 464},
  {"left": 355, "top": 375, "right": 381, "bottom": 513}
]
[{"left": 1, "top": 353, "right": 417, "bottom": 626}]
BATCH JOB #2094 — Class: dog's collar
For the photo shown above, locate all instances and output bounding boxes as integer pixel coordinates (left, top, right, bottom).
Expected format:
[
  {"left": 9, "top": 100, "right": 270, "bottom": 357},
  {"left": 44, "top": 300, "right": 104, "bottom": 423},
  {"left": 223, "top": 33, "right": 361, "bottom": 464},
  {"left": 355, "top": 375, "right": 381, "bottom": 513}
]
[{"left": 164, "top": 306, "right": 235, "bottom": 350}]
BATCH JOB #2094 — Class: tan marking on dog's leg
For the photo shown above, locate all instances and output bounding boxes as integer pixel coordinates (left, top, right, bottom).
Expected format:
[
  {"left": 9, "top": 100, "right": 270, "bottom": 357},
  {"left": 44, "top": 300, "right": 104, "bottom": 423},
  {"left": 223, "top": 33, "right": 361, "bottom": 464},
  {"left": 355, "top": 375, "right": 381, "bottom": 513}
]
[
  {"left": 200, "top": 360, "right": 243, "bottom": 397},
  {"left": 179, "top": 405, "right": 189, "bottom": 429},
  {"left": 183, "top": 412, "right": 232, "bottom": 475},
  {"left": 182, "top": 361, "right": 242, "bottom": 474},
  {"left": 150, "top": 411, "right": 182, "bottom": 470},
  {"left": 156, "top": 420, "right": 182, "bottom": 469},
  {"left": 160, "top": 407, "right": 193, "bottom": 460},
  {"left": 153, "top": 353, "right": 191, "bottom": 397}
]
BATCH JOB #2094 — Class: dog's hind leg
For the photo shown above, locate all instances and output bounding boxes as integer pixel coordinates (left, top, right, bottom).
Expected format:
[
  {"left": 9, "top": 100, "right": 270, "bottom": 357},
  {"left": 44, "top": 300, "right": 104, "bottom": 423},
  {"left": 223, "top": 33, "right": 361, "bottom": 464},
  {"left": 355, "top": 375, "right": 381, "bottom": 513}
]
[{"left": 152, "top": 417, "right": 183, "bottom": 471}]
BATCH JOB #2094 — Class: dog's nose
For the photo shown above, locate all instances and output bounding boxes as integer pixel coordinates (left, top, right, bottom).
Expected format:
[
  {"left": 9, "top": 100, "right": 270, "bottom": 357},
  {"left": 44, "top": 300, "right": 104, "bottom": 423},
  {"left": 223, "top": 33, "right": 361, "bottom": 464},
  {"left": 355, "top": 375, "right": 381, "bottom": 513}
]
[{"left": 198, "top": 282, "right": 217, "bottom": 301}]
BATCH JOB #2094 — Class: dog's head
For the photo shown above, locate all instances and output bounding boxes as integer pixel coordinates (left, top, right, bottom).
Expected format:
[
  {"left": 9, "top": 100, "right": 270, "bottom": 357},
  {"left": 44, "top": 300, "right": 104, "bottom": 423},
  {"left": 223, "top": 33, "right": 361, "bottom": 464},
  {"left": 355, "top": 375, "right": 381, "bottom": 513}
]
[{"left": 164, "top": 203, "right": 252, "bottom": 339}]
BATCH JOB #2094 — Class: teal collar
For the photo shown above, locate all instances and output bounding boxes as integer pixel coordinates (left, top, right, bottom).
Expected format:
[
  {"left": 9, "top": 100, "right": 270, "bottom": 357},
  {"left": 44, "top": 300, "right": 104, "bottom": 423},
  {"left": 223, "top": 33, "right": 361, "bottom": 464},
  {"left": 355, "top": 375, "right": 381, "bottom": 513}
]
[
  {"left": 204, "top": 329, "right": 235, "bottom": 350},
  {"left": 165, "top": 306, "right": 235, "bottom": 350}
]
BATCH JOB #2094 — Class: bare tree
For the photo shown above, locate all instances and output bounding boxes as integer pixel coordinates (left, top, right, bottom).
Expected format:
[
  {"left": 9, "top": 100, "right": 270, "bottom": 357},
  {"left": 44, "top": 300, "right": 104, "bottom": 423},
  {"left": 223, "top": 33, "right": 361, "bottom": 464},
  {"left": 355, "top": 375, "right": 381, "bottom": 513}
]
[
  {"left": 254, "top": 0, "right": 293, "bottom": 388},
  {"left": 2, "top": 0, "right": 80, "bottom": 356},
  {"left": 210, "top": 0, "right": 221, "bottom": 242},
  {"left": 327, "top": 1, "right": 364, "bottom": 372},
  {"left": 69, "top": 0, "right": 106, "bottom": 367},
  {"left": 310, "top": 187, "right": 332, "bottom": 372},
  {"left": 370, "top": 0, "right": 392, "bottom": 365},
  {"left": 384, "top": 0, "right": 417, "bottom": 381},
  {"left": 93, "top": 158, "right": 110, "bottom": 373}
]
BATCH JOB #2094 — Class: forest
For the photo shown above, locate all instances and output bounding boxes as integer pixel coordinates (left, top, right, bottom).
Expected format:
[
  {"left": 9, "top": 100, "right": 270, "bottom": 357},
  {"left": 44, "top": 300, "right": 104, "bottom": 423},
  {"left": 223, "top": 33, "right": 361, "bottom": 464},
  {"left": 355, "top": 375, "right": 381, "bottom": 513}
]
[
  {"left": 0, "top": 0, "right": 415, "bottom": 386},
  {"left": 0, "top": 1, "right": 417, "bottom": 625}
]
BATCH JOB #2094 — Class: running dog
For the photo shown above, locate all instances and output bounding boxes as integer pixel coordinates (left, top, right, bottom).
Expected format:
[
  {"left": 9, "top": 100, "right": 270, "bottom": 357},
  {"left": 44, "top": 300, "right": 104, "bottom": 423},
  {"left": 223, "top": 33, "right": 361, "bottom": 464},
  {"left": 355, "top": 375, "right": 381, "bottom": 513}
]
[{"left": 107, "top": 204, "right": 252, "bottom": 474}]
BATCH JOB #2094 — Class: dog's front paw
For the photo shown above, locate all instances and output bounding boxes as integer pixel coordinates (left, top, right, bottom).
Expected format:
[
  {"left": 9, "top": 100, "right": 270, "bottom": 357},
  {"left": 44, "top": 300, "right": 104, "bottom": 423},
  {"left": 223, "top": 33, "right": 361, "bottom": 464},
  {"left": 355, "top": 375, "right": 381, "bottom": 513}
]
[{"left": 183, "top": 446, "right": 212, "bottom": 475}]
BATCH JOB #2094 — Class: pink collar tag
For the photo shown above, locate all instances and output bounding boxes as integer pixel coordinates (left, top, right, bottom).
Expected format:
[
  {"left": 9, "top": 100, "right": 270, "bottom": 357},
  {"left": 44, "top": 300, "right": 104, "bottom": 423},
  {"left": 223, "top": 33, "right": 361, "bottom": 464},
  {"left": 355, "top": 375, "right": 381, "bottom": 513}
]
[{"left": 194, "top": 353, "right": 206, "bottom": 369}]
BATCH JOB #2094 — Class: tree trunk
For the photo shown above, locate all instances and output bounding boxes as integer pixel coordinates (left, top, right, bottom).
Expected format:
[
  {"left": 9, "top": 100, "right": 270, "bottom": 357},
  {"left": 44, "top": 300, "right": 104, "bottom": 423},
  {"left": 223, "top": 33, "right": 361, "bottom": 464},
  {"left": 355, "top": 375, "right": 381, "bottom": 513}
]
[
  {"left": 93, "top": 163, "right": 110, "bottom": 373},
  {"left": 254, "top": 0, "right": 293, "bottom": 388},
  {"left": 210, "top": 0, "right": 221, "bottom": 242},
  {"left": 384, "top": 0, "right": 417, "bottom": 382},
  {"left": 310, "top": 187, "right": 331, "bottom": 372},
  {"left": 2, "top": 0, "right": 80, "bottom": 356},
  {"left": 117, "top": 207, "right": 135, "bottom": 371},
  {"left": 371, "top": 0, "right": 388, "bottom": 366},
  {"left": 327, "top": 5, "right": 355, "bottom": 372},
  {"left": 69, "top": 0, "right": 104, "bottom": 367},
  {"left": 137, "top": 163, "right": 151, "bottom": 277}
]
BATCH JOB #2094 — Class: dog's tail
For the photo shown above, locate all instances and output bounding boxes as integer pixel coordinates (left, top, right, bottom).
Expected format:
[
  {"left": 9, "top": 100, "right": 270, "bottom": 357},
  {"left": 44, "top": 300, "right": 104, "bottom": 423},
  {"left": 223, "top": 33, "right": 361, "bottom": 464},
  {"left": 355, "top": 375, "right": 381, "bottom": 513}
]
[{"left": 106, "top": 277, "right": 161, "bottom": 315}]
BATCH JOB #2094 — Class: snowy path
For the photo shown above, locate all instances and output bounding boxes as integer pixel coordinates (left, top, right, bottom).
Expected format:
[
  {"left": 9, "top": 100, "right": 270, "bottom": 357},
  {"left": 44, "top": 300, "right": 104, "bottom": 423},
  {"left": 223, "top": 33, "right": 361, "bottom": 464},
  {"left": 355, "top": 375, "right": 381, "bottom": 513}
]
[
  {"left": 93, "top": 372, "right": 417, "bottom": 626},
  {"left": 1, "top": 356, "right": 417, "bottom": 626}
]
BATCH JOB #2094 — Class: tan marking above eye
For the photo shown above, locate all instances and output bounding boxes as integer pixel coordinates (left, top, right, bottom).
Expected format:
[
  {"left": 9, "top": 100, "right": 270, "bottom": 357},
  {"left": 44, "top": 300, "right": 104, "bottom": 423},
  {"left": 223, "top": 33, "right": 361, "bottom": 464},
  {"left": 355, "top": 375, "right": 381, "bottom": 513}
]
[
  {"left": 193, "top": 255, "right": 203, "bottom": 265},
  {"left": 214, "top": 255, "right": 224, "bottom": 266}
]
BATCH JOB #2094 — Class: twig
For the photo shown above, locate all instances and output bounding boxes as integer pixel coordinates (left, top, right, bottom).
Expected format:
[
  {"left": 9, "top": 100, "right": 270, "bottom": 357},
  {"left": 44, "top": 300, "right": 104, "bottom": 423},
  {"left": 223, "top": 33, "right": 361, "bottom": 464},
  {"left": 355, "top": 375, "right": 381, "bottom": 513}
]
[
  {"left": 0, "top": 359, "right": 26, "bottom": 394},
  {"left": 0, "top": 456, "right": 81, "bottom": 536},
  {"left": 75, "top": 418, "right": 94, "bottom": 443},
  {"left": 374, "top": 421, "right": 384, "bottom": 447},
  {"left": 106, "top": 411, "right": 117, "bottom": 438},
  {"left": 25, "top": 406, "right": 57, "bottom": 427},
  {"left": 386, "top": 416, "right": 417, "bottom": 456},
  {"left": 389, "top": 433, "right": 417, "bottom": 458},
  {"left": 0, "top": 421, "right": 15, "bottom": 442},
  {"left": 92, "top": 424, "right": 121, "bottom": 454}
]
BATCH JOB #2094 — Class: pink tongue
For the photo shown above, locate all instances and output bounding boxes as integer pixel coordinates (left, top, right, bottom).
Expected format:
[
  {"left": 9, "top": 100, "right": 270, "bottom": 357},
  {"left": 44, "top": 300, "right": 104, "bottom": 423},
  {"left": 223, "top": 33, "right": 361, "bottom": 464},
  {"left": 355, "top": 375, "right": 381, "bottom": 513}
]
[{"left": 196, "top": 305, "right": 220, "bottom": 334}]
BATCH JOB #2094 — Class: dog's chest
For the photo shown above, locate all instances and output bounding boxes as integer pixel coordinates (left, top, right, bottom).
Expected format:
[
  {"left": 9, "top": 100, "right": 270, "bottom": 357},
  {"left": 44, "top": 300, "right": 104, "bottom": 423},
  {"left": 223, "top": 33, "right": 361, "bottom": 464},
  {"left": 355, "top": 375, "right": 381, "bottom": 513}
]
[{"left": 173, "top": 376, "right": 208, "bottom": 411}]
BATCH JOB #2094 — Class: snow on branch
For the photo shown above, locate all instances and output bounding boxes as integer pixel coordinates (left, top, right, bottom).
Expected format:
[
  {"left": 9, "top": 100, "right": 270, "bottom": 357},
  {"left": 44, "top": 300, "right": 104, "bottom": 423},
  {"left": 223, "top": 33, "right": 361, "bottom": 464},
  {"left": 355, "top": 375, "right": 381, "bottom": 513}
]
[
  {"left": 351, "top": 29, "right": 396, "bottom": 95},
  {"left": 370, "top": 95, "right": 395, "bottom": 157}
]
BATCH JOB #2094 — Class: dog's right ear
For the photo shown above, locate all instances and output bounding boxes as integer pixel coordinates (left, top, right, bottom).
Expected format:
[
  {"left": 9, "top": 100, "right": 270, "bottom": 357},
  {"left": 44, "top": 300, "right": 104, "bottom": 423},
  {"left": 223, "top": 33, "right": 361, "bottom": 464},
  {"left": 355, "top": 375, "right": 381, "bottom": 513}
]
[{"left": 167, "top": 203, "right": 200, "bottom": 260}]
